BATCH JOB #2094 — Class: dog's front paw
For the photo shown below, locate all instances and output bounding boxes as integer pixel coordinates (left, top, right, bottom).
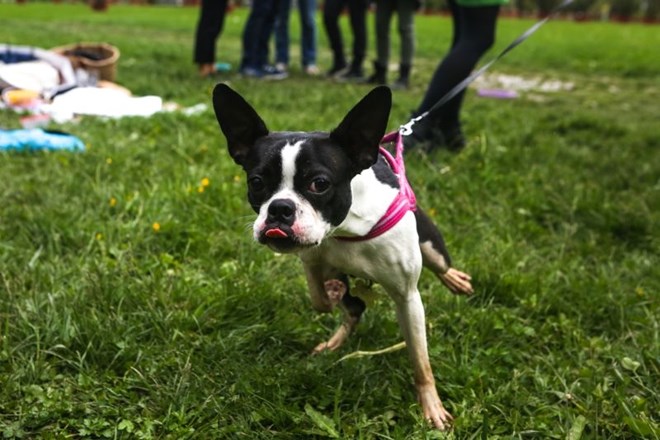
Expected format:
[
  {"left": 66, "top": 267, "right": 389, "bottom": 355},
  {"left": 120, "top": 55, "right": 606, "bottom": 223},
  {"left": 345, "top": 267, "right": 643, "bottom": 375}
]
[
  {"left": 440, "top": 267, "right": 473, "bottom": 295},
  {"left": 312, "top": 323, "right": 351, "bottom": 354},
  {"left": 418, "top": 386, "right": 454, "bottom": 430}
]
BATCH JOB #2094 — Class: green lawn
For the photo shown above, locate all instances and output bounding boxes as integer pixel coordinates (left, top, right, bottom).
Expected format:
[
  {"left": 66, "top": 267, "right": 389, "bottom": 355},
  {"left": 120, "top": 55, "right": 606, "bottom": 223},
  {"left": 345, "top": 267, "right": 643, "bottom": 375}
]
[{"left": 0, "top": 4, "right": 658, "bottom": 439}]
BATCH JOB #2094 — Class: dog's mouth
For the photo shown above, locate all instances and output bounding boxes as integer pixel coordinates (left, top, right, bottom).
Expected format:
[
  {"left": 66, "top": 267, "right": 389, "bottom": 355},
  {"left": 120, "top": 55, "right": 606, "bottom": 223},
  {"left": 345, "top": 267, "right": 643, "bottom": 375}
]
[{"left": 258, "top": 225, "right": 304, "bottom": 253}]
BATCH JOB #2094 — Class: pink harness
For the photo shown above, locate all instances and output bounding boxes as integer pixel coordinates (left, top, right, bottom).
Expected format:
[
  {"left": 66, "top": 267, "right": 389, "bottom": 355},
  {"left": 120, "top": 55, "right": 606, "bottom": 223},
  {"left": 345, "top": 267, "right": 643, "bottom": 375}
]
[{"left": 336, "top": 131, "right": 417, "bottom": 242}]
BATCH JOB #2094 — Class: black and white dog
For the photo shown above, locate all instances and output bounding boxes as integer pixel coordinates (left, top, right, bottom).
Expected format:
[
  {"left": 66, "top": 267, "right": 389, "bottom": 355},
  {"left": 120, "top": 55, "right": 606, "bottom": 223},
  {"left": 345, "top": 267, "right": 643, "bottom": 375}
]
[{"left": 212, "top": 84, "right": 473, "bottom": 429}]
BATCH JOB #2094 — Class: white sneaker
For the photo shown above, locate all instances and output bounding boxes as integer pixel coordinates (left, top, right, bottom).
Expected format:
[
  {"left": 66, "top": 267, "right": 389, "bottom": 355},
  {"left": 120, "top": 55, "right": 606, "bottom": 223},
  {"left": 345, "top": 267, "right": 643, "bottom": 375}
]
[
  {"left": 275, "top": 62, "right": 288, "bottom": 72},
  {"left": 304, "top": 65, "right": 321, "bottom": 76}
]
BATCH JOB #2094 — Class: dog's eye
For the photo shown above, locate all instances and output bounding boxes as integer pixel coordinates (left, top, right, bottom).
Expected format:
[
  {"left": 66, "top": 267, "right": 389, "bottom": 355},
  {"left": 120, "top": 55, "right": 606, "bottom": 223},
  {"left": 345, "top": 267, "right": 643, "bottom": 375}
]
[
  {"left": 309, "top": 177, "right": 330, "bottom": 194},
  {"left": 249, "top": 176, "right": 265, "bottom": 192}
]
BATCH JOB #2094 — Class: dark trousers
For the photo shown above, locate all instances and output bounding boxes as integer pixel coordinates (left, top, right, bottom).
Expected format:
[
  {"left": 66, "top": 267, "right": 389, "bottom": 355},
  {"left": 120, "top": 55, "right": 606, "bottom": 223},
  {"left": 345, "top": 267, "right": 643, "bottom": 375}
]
[
  {"left": 193, "top": 0, "right": 229, "bottom": 64},
  {"left": 241, "top": 0, "right": 281, "bottom": 70},
  {"left": 323, "top": 0, "right": 368, "bottom": 72},
  {"left": 417, "top": 0, "right": 499, "bottom": 126}
]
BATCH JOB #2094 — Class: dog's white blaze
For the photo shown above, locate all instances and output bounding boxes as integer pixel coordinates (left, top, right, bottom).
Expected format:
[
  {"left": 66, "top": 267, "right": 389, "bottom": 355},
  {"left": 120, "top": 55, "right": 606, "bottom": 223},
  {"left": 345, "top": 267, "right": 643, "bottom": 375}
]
[{"left": 280, "top": 141, "right": 302, "bottom": 191}]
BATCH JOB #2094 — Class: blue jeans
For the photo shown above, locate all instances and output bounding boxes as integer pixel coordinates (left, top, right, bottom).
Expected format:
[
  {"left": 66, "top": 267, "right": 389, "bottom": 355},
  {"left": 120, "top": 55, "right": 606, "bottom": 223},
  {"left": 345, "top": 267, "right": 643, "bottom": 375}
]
[
  {"left": 241, "top": 0, "right": 281, "bottom": 70},
  {"left": 274, "top": 0, "right": 317, "bottom": 67}
]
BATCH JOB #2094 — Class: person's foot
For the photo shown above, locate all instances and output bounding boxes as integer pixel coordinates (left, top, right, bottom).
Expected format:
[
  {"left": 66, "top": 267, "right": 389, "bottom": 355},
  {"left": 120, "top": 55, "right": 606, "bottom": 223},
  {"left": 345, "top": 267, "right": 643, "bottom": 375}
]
[
  {"left": 304, "top": 64, "right": 321, "bottom": 76},
  {"left": 390, "top": 76, "right": 409, "bottom": 90},
  {"left": 326, "top": 63, "right": 348, "bottom": 78},
  {"left": 403, "top": 117, "right": 466, "bottom": 153},
  {"left": 262, "top": 65, "right": 288, "bottom": 80},
  {"left": 275, "top": 62, "right": 288, "bottom": 73},
  {"left": 336, "top": 69, "right": 365, "bottom": 83},
  {"left": 433, "top": 123, "right": 466, "bottom": 152},
  {"left": 240, "top": 66, "right": 264, "bottom": 78},
  {"left": 199, "top": 62, "right": 232, "bottom": 77}
]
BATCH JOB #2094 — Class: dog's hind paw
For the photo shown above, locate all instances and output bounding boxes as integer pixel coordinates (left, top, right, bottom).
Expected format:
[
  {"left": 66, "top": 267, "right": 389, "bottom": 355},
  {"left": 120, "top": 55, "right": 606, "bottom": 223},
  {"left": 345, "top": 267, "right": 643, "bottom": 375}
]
[
  {"left": 439, "top": 268, "right": 473, "bottom": 295},
  {"left": 324, "top": 279, "right": 347, "bottom": 305}
]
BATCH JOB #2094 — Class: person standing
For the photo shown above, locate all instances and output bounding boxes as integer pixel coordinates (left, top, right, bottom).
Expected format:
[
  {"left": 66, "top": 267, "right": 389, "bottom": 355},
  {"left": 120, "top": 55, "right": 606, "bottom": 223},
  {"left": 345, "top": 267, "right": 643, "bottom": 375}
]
[
  {"left": 274, "top": 0, "right": 320, "bottom": 75},
  {"left": 408, "top": 0, "right": 506, "bottom": 151},
  {"left": 193, "top": 0, "right": 230, "bottom": 77},
  {"left": 323, "top": 0, "right": 369, "bottom": 80},
  {"left": 240, "top": 0, "right": 288, "bottom": 79},
  {"left": 367, "top": 0, "right": 418, "bottom": 89}
]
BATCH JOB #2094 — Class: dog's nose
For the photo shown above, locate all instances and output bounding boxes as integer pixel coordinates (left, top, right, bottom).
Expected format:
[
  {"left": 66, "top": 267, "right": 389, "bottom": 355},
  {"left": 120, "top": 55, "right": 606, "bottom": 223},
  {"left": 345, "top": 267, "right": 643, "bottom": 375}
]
[{"left": 267, "top": 199, "right": 296, "bottom": 225}]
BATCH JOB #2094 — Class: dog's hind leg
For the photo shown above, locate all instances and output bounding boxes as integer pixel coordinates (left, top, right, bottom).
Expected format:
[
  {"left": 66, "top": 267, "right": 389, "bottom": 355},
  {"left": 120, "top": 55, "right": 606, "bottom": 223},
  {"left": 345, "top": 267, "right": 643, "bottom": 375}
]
[
  {"left": 415, "top": 208, "right": 473, "bottom": 295},
  {"left": 313, "top": 275, "right": 366, "bottom": 354}
]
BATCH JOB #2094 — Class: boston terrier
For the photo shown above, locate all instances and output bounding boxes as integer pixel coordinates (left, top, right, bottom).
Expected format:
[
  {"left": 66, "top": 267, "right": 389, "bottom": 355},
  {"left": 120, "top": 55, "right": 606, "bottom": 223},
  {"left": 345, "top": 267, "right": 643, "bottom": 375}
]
[{"left": 212, "top": 83, "right": 473, "bottom": 430}]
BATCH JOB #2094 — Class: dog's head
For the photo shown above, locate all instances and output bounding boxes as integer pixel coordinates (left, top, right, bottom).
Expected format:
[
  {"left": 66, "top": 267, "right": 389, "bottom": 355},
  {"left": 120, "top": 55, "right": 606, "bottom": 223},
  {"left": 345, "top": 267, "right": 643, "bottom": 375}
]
[{"left": 213, "top": 84, "right": 391, "bottom": 253}]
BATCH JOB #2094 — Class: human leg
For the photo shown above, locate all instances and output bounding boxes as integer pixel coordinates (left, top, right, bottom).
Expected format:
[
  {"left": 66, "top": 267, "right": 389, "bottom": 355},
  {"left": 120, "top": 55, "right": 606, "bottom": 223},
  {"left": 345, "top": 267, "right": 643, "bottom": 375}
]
[
  {"left": 412, "top": 0, "right": 500, "bottom": 150},
  {"left": 417, "top": 1, "right": 499, "bottom": 121},
  {"left": 194, "top": 0, "right": 229, "bottom": 76},
  {"left": 275, "top": 0, "right": 292, "bottom": 67},
  {"left": 366, "top": 0, "right": 391, "bottom": 84},
  {"left": 392, "top": 0, "right": 415, "bottom": 88},
  {"left": 299, "top": 0, "right": 318, "bottom": 70},
  {"left": 347, "top": 0, "right": 368, "bottom": 75},
  {"left": 256, "top": 0, "right": 281, "bottom": 68},
  {"left": 323, "top": 0, "right": 348, "bottom": 74}
]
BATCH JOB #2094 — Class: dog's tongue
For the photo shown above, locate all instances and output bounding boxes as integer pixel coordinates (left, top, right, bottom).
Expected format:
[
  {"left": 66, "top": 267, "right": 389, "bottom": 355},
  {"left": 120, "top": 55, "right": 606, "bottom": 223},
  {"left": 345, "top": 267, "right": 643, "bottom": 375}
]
[{"left": 265, "top": 228, "right": 288, "bottom": 238}]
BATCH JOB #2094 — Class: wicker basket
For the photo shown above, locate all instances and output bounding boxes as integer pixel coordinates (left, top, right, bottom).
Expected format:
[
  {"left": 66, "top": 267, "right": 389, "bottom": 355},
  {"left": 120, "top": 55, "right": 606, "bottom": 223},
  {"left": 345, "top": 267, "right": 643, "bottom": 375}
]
[{"left": 51, "top": 43, "right": 120, "bottom": 82}]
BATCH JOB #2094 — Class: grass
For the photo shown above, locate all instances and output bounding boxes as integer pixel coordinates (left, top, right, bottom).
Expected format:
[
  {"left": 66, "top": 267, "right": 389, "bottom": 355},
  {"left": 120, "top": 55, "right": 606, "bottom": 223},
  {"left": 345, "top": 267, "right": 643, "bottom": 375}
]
[{"left": 0, "top": 3, "right": 658, "bottom": 439}]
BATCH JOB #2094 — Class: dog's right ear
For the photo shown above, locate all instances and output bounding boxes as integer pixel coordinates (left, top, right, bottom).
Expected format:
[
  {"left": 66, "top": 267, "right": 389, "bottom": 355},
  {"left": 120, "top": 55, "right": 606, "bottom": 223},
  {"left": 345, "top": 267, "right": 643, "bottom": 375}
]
[{"left": 213, "top": 83, "right": 269, "bottom": 167}]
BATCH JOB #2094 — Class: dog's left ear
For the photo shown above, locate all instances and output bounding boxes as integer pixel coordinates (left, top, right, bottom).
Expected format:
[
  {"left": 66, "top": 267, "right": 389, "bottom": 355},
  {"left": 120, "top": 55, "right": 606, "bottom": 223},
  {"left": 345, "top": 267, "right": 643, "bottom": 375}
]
[
  {"left": 213, "top": 83, "right": 269, "bottom": 167},
  {"left": 330, "top": 86, "right": 392, "bottom": 173}
]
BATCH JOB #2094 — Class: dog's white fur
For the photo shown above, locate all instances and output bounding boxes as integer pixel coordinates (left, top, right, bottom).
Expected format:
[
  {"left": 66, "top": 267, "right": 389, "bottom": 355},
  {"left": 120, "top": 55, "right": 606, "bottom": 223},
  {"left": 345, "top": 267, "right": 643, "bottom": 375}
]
[{"left": 257, "top": 140, "right": 454, "bottom": 429}]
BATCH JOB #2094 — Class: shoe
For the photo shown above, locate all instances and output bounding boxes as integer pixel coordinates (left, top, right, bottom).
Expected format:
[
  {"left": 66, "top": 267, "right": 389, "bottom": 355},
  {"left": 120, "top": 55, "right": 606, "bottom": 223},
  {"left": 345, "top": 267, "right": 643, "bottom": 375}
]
[
  {"left": 390, "top": 77, "right": 409, "bottom": 90},
  {"left": 214, "top": 62, "right": 232, "bottom": 73},
  {"left": 275, "top": 62, "right": 288, "bottom": 72},
  {"left": 403, "top": 116, "right": 466, "bottom": 153},
  {"left": 437, "top": 124, "right": 466, "bottom": 152},
  {"left": 304, "top": 64, "right": 321, "bottom": 76},
  {"left": 240, "top": 67, "right": 264, "bottom": 78},
  {"left": 326, "top": 63, "right": 348, "bottom": 78},
  {"left": 261, "top": 65, "right": 288, "bottom": 80},
  {"left": 337, "top": 69, "right": 365, "bottom": 83},
  {"left": 366, "top": 61, "right": 387, "bottom": 85},
  {"left": 390, "top": 64, "right": 411, "bottom": 90}
]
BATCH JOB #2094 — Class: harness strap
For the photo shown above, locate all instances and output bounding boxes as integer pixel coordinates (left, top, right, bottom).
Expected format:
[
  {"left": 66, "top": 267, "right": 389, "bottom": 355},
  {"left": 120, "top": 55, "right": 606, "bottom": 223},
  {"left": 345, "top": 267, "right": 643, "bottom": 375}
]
[{"left": 335, "top": 131, "right": 416, "bottom": 242}]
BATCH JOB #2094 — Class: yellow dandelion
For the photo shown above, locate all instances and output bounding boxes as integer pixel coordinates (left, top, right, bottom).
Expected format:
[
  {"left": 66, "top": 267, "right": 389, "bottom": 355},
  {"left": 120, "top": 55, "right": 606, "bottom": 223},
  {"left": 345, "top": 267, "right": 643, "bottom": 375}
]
[
  {"left": 109, "top": 197, "right": 117, "bottom": 207},
  {"left": 96, "top": 233, "right": 103, "bottom": 241},
  {"left": 233, "top": 175, "right": 241, "bottom": 183},
  {"left": 197, "top": 186, "right": 205, "bottom": 193},
  {"left": 201, "top": 177, "right": 210, "bottom": 187},
  {"left": 106, "top": 157, "right": 113, "bottom": 165},
  {"left": 152, "top": 222, "right": 161, "bottom": 232}
]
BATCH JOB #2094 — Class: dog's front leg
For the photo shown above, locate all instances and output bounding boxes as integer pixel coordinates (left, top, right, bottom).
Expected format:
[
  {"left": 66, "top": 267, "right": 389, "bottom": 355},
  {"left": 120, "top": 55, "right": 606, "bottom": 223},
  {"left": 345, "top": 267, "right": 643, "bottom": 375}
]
[
  {"left": 303, "top": 263, "right": 365, "bottom": 353},
  {"left": 393, "top": 291, "right": 453, "bottom": 430},
  {"left": 303, "top": 263, "right": 336, "bottom": 313}
]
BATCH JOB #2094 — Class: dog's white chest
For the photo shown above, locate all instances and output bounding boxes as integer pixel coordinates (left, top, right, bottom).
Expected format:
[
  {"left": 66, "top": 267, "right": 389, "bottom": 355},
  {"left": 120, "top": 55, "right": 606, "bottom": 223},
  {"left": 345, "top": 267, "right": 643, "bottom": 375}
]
[{"left": 333, "top": 168, "right": 399, "bottom": 238}]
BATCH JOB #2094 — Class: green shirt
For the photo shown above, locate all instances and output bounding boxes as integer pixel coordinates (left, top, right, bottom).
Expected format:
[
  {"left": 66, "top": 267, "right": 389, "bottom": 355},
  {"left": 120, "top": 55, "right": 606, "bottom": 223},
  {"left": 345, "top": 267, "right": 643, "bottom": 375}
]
[{"left": 457, "top": 0, "right": 508, "bottom": 6}]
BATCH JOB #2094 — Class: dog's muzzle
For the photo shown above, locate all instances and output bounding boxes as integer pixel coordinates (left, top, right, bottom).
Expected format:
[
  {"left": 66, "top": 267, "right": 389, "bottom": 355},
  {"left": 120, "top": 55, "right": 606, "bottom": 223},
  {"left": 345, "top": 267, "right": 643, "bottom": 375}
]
[{"left": 258, "top": 199, "right": 300, "bottom": 251}]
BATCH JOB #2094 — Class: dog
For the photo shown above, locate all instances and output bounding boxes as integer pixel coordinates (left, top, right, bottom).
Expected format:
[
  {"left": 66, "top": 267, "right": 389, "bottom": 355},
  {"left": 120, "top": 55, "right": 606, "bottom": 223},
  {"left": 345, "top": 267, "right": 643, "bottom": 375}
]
[{"left": 212, "top": 83, "right": 473, "bottom": 430}]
